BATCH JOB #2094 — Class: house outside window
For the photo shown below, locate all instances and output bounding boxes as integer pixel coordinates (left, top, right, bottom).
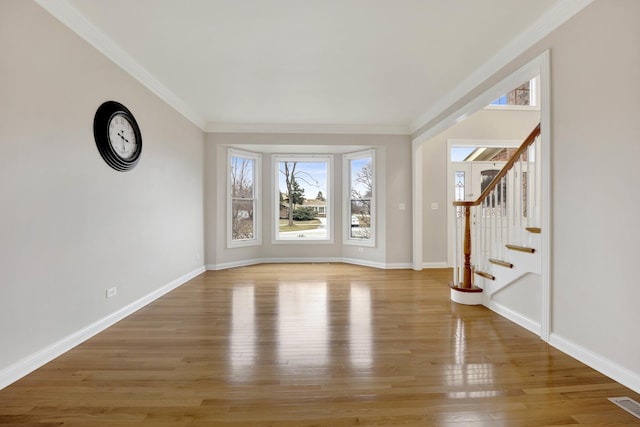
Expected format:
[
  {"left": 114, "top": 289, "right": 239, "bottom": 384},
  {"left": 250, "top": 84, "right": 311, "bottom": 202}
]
[
  {"left": 228, "top": 149, "right": 261, "bottom": 247},
  {"left": 274, "top": 155, "right": 331, "bottom": 243},
  {"left": 489, "top": 77, "right": 538, "bottom": 108}
]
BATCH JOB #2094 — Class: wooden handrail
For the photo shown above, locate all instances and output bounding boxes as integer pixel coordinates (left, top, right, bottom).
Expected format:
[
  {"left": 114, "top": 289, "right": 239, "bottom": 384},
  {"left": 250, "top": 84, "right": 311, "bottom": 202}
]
[
  {"left": 451, "top": 123, "right": 541, "bottom": 291},
  {"left": 453, "top": 123, "right": 541, "bottom": 208}
]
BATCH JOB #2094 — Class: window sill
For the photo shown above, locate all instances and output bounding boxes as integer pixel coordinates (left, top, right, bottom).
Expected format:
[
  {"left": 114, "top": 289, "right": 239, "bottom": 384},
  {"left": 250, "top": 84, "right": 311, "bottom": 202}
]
[{"left": 484, "top": 104, "right": 540, "bottom": 112}]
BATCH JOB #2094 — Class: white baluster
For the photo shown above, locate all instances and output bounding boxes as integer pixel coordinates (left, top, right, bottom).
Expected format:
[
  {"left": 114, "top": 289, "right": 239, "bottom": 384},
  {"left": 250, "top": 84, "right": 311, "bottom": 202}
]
[
  {"left": 535, "top": 135, "right": 542, "bottom": 227},
  {"left": 527, "top": 144, "right": 533, "bottom": 229},
  {"left": 483, "top": 198, "right": 488, "bottom": 267},
  {"left": 492, "top": 187, "right": 497, "bottom": 261},
  {"left": 517, "top": 153, "right": 524, "bottom": 245},
  {"left": 501, "top": 176, "right": 507, "bottom": 260}
]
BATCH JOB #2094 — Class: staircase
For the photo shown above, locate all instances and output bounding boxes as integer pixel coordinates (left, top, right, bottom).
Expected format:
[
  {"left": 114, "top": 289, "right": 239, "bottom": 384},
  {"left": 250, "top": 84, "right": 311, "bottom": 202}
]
[{"left": 450, "top": 124, "right": 542, "bottom": 306}]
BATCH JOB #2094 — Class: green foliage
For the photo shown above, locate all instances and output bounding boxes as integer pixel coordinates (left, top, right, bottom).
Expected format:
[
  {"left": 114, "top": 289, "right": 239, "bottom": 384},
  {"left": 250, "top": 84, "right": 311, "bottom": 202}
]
[
  {"left": 292, "top": 206, "right": 317, "bottom": 221},
  {"left": 290, "top": 178, "right": 305, "bottom": 206}
]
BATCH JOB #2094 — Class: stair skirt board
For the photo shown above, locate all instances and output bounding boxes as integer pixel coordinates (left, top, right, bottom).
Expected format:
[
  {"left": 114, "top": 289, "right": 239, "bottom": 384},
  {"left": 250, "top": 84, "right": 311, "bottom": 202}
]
[
  {"left": 485, "top": 300, "right": 541, "bottom": 336},
  {"left": 477, "top": 270, "right": 540, "bottom": 297}
]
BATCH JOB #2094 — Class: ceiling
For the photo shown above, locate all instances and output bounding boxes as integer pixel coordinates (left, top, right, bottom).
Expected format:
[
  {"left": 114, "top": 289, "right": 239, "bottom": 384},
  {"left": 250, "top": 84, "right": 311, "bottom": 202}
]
[{"left": 36, "top": 0, "right": 588, "bottom": 134}]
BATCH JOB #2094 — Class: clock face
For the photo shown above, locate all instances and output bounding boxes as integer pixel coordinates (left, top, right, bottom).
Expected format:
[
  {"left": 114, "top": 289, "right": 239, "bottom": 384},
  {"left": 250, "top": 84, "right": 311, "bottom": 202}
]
[
  {"left": 108, "top": 113, "right": 138, "bottom": 160},
  {"left": 93, "top": 101, "right": 142, "bottom": 171}
]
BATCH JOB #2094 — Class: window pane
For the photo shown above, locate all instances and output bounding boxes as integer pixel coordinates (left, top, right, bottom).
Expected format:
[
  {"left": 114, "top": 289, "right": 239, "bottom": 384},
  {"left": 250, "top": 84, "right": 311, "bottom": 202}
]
[
  {"left": 276, "top": 159, "right": 329, "bottom": 241},
  {"left": 232, "top": 199, "right": 254, "bottom": 240},
  {"left": 455, "top": 171, "right": 465, "bottom": 201},
  {"left": 231, "top": 156, "right": 254, "bottom": 198},
  {"left": 350, "top": 199, "right": 371, "bottom": 239},
  {"left": 228, "top": 149, "right": 259, "bottom": 246},
  {"left": 349, "top": 154, "right": 373, "bottom": 241},
  {"left": 450, "top": 147, "right": 475, "bottom": 162},
  {"left": 490, "top": 80, "right": 532, "bottom": 106},
  {"left": 350, "top": 158, "right": 372, "bottom": 197}
]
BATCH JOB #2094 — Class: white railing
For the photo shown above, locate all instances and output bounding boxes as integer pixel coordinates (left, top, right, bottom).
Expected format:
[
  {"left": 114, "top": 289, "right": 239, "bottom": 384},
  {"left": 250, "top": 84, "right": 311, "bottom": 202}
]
[{"left": 452, "top": 124, "right": 541, "bottom": 290}]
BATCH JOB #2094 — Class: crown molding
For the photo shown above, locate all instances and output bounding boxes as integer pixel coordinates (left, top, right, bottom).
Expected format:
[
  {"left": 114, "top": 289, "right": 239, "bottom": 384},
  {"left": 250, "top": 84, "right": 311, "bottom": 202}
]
[
  {"left": 205, "top": 122, "right": 411, "bottom": 135},
  {"left": 33, "top": 0, "right": 409, "bottom": 136},
  {"left": 410, "top": 0, "right": 594, "bottom": 135},
  {"left": 34, "top": 0, "right": 592, "bottom": 137},
  {"left": 34, "top": 0, "right": 207, "bottom": 130}
]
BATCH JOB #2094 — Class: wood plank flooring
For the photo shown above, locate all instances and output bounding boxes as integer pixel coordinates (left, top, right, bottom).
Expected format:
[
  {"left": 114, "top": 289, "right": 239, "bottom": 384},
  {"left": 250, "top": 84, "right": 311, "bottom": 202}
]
[{"left": 1, "top": 264, "right": 638, "bottom": 426}]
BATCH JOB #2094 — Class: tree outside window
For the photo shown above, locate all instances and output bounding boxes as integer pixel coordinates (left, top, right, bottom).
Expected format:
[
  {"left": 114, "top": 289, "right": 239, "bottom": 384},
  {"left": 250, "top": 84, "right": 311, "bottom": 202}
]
[
  {"left": 275, "top": 156, "right": 330, "bottom": 242},
  {"left": 228, "top": 149, "right": 260, "bottom": 246},
  {"left": 346, "top": 150, "right": 374, "bottom": 245}
]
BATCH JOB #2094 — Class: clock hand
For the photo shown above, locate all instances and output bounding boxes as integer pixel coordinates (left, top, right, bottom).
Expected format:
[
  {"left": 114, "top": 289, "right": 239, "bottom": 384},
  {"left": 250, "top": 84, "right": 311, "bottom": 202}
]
[
  {"left": 117, "top": 131, "right": 132, "bottom": 154},
  {"left": 117, "top": 131, "right": 127, "bottom": 152},
  {"left": 117, "top": 131, "right": 129, "bottom": 143}
]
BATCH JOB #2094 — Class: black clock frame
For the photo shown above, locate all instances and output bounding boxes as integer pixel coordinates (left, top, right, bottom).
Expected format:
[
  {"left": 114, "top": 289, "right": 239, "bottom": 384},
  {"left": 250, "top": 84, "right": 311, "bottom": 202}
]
[{"left": 93, "top": 101, "right": 142, "bottom": 171}]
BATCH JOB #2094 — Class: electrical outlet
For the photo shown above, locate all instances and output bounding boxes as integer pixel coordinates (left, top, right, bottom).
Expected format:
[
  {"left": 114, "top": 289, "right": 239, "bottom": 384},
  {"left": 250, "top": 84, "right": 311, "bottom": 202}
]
[
  {"left": 358, "top": 247, "right": 365, "bottom": 253},
  {"left": 106, "top": 287, "right": 117, "bottom": 299}
]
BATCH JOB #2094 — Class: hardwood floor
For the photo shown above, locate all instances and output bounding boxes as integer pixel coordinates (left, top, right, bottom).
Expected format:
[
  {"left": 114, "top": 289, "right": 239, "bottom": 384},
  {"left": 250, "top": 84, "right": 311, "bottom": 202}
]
[{"left": 1, "top": 264, "right": 638, "bottom": 426}]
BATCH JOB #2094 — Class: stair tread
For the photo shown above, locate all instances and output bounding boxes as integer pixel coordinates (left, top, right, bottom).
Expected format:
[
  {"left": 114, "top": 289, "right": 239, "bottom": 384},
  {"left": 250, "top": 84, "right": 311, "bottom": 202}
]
[
  {"left": 489, "top": 258, "right": 514, "bottom": 268},
  {"left": 506, "top": 244, "right": 536, "bottom": 253},
  {"left": 474, "top": 270, "right": 495, "bottom": 281}
]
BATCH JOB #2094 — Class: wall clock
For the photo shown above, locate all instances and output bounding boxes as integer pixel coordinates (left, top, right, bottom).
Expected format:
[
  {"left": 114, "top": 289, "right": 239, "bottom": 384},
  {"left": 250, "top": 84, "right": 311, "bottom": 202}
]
[{"left": 93, "top": 101, "right": 142, "bottom": 171}]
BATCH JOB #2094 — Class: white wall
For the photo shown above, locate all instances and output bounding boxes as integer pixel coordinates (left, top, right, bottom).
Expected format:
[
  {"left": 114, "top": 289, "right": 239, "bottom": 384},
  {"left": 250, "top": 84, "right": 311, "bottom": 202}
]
[
  {"left": 204, "top": 133, "right": 412, "bottom": 269},
  {"left": 543, "top": 0, "right": 640, "bottom": 388},
  {"left": 0, "top": 0, "right": 205, "bottom": 384},
  {"left": 416, "top": 0, "right": 640, "bottom": 392}
]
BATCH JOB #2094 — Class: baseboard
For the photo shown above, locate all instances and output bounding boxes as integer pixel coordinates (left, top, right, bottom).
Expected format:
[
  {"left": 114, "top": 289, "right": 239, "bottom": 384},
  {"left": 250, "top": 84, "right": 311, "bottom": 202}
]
[
  {"left": 341, "top": 257, "right": 387, "bottom": 269},
  {"left": 207, "top": 258, "right": 263, "bottom": 270},
  {"left": 486, "top": 300, "right": 541, "bottom": 336},
  {"left": 262, "top": 257, "right": 344, "bottom": 265},
  {"left": 384, "top": 262, "right": 413, "bottom": 269},
  {"left": 422, "top": 262, "right": 449, "bottom": 269},
  {"left": 0, "top": 266, "right": 205, "bottom": 391},
  {"left": 208, "top": 258, "right": 410, "bottom": 270},
  {"left": 549, "top": 333, "right": 640, "bottom": 394},
  {"left": 208, "top": 257, "right": 344, "bottom": 270}
]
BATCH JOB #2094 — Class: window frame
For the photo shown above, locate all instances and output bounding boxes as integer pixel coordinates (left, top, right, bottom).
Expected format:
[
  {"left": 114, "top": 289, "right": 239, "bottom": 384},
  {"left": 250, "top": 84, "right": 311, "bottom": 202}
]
[
  {"left": 344, "top": 149, "right": 376, "bottom": 247},
  {"left": 227, "top": 148, "right": 261, "bottom": 248},
  {"left": 272, "top": 154, "right": 333, "bottom": 244}
]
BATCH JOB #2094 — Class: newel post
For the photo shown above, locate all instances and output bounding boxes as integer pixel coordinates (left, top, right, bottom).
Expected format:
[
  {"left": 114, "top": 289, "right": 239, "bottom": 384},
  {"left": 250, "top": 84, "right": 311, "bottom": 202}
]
[
  {"left": 462, "top": 204, "right": 472, "bottom": 289},
  {"left": 451, "top": 201, "right": 482, "bottom": 305}
]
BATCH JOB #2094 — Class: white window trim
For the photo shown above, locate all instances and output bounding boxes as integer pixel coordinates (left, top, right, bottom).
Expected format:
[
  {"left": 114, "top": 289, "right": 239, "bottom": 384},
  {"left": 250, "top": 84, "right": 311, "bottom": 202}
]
[
  {"left": 227, "top": 148, "right": 261, "bottom": 248},
  {"left": 343, "top": 149, "right": 375, "bottom": 247},
  {"left": 272, "top": 154, "right": 333, "bottom": 244}
]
